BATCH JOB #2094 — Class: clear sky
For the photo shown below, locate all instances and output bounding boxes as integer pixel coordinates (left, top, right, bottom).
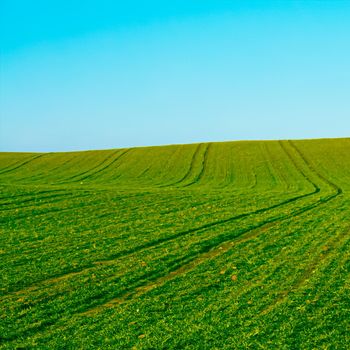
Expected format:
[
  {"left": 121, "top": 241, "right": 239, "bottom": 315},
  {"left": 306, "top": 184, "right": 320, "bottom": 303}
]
[{"left": 1, "top": 0, "right": 349, "bottom": 152}]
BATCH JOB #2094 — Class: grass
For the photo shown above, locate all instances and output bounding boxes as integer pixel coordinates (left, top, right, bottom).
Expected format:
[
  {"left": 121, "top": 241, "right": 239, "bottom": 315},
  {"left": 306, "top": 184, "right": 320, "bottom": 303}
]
[{"left": 0, "top": 138, "right": 349, "bottom": 349}]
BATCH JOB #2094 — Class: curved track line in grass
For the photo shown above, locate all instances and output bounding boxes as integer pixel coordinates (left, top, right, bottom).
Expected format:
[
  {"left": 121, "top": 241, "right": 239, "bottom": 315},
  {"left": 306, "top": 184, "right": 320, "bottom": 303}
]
[
  {"left": 23, "top": 155, "right": 83, "bottom": 182},
  {"left": 2, "top": 152, "right": 344, "bottom": 340},
  {"left": 79, "top": 149, "right": 131, "bottom": 182},
  {"left": 182, "top": 143, "right": 211, "bottom": 187},
  {"left": 136, "top": 166, "right": 151, "bottom": 179},
  {"left": 0, "top": 190, "right": 100, "bottom": 214},
  {"left": 279, "top": 140, "right": 341, "bottom": 206},
  {"left": 0, "top": 185, "right": 123, "bottom": 208},
  {"left": 94, "top": 193, "right": 224, "bottom": 223},
  {"left": 1, "top": 141, "right": 344, "bottom": 340},
  {"left": 289, "top": 140, "right": 342, "bottom": 195},
  {"left": 60, "top": 148, "right": 130, "bottom": 184},
  {"left": 0, "top": 155, "right": 36, "bottom": 172},
  {"left": 254, "top": 141, "right": 344, "bottom": 316},
  {"left": 0, "top": 190, "right": 308, "bottom": 297},
  {"left": 151, "top": 145, "right": 188, "bottom": 186},
  {"left": 0, "top": 192, "right": 87, "bottom": 212},
  {"left": 0, "top": 189, "right": 68, "bottom": 204},
  {"left": 1, "top": 191, "right": 193, "bottom": 230},
  {"left": 3, "top": 158, "right": 323, "bottom": 298},
  {"left": 0, "top": 194, "right": 96, "bottom": 224},
  {"left": 4, "top": 191, "right": 314, "bottom": 294},
  {"left": 278, "top": 141, "right": 320, "bottom": 194},
  {"left": 79, "top": 188, "right": 343, "bottom": 317},
  {"left": 209, "top": 206, "right": 350, "bottom": 320},
  {"left": 0, "top": 154, "right": 46, "bottom": 176},
  {"left": 1, "top": 189, "right": 208, "bottom": 227},
  {"left": 81, "top": 224, "right": 278, "bottom": 315},
  {"left": 77, "top": 143, "right": 344, "bottom": 315},
  {"left": 58, "top": 149, "right": 122, "bottom": 183},
  {"left": 0, "top": 196, "right": 327, "bottom": 344},
  {"left": 5, "top": 187, "right": 326, "bottom": 302},
  {"left": 0, "top": 154, "right": 48, "bottom": 173},
  {"left": 175, "top": 143, "right": 205, "bottom": 186},
  {"left": 159, "top": 143, "right": 202, "bottom": 187},
  {"left": 81, "top": 180, "right": 344, "bottom": 317},
  {"left": 260, "top": 224, "right": 350, "bottom": 316},
  {"left": 0, "top": 189, "right": 342, "bottom": 343},
  {"left": 1, "top": 142, "right": 347, "bottom": 345},
  {"left": 264, "top": 143, "right": 295, "bottom": 192},
  {"left": 2, "top": 140, "right": 329, "bottom": 297}
]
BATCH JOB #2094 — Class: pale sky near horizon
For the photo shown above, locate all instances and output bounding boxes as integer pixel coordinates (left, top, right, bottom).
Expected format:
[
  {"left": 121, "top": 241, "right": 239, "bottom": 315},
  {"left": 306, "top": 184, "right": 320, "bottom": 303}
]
[{"left": 1, "top": 0, "right": 349, "bottom": 152}]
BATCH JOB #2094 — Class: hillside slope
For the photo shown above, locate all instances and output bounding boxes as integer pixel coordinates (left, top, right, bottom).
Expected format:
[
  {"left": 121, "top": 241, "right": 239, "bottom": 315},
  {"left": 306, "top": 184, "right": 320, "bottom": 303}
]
[{"left": 1, "top": 138, "right": 349, "bottom": 349}]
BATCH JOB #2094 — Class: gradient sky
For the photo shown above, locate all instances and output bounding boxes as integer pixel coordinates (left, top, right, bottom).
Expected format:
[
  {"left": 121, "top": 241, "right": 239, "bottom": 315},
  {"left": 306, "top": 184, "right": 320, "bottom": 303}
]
[{"left": 1, "top": 0, "right": 349, "bottom": 152}]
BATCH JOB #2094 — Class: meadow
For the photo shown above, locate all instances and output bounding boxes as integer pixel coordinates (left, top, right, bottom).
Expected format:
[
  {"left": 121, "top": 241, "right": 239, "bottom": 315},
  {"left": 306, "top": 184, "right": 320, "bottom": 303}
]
[{"left": 0, "top": 138, "right": 349, "bottom": 349}]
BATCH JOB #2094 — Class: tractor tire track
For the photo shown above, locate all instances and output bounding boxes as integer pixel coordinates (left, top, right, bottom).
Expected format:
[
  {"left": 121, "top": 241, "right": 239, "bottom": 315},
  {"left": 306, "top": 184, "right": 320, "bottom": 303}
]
[
  {"left": 4, "top": 170, "right": 321, "bottom": 297},
  {"left": 264, "top": 143, "right": 293, "bottom": 191},
  {"left": 278, "top": 141, "right": 320, "bottom": 194},
  {"left": 1, "top": 189, "right": 206, "bottom": 226},
  {"left": 260, "top": 224, "right": 350, "bottom": 316},
  {"left": 1, "top": 184, "right": 342, "bottom": 344},
  {"left": 58, "top": 150, "right": 122, "bottom": 183},
  {"left": 1, "top": 142, "right": 344, "bottom": 340},
  {"left": 0, "top": 189, "right": 69, "bottom": 204},
  {"left": 289, "top": 140, "right": 342, "bottom": 195},
  {"left": 159, "top": 143, "right": 202, "bottom": 187},
  {"left": 3, "top": 188, "right": 315, "bottom": 297},
  {"left": 2, "top": 139, "right": 327, "bottom": 296},
  {"left": 78, "top": 149, "right": 131, "bottom": 182},
  {"left": 0, "top": 155, "right": 36, "bottom": 173},
  {"left": 0, "top": 192, "right": 87, "bottom": 212},
  {"left": 0, "top": 154, "right": 46, "bottom": 176},
  {"left": 68, "top": 141, "right": 343, "bottom": 313},
  {"left": 23, "top": 155, "right": 83, "bottom": 182},
  {"left": 81, "top": 193, "right": 342, "bottom": 317},
  {"left": 3, "top": 186, "right": 321, "bottom": 299},
  {"left": 78, "top": 143, "right": 344, "bottom": 316},
  {"left": 182, "top": 143, "right": 211, "bottom": 187},
  {"left": 0, "top": 194, "right": 95, "bottom": 224}
]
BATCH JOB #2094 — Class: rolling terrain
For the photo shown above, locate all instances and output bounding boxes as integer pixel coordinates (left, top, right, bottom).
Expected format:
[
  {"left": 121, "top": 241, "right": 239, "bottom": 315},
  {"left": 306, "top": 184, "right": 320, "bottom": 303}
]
[{"left": 0, "top": 138, "right": 349, "bottom": 349}]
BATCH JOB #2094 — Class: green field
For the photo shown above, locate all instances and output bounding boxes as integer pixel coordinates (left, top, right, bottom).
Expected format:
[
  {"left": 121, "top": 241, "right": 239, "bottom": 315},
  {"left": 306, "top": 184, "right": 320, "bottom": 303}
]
[{"left": 1, "top": 138, "right": 349, "bottom": 349}]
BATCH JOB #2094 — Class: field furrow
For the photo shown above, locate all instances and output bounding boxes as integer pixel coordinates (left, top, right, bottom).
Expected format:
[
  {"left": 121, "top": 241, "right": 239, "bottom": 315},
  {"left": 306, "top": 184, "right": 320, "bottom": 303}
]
[
  {"left": 58, "top": 149, "right": 123, "bottom": 183},
  {"left": 0, "top": 138, "right": 349, "bottom": 349},
  {"left": 0, "top": 154, "right": 46, "bottom": 175}
]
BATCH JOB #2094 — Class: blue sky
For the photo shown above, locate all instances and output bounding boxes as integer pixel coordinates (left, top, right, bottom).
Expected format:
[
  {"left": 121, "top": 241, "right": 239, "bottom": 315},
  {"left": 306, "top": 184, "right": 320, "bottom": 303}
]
[{"left": 1, "top": 1, "right": 349, "bottom": 152}]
